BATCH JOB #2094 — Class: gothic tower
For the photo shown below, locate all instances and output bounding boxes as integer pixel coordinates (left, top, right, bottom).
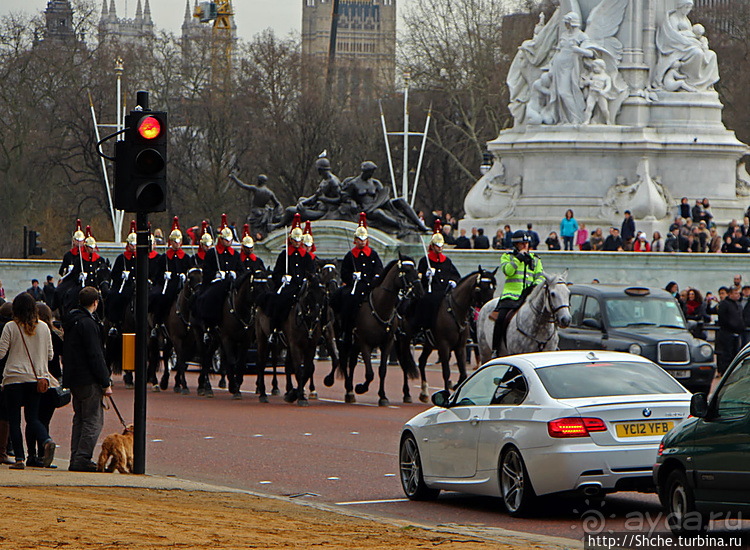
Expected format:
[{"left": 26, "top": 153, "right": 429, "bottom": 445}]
[
  {"left": 44, "top": 0, "right": 76, "bottom": 44},
  {"left": 98, "top": 0, "right": 155, "bottom": 46},
  {"left": 301, "top": 0, "right": 396, "bottom": 95}
]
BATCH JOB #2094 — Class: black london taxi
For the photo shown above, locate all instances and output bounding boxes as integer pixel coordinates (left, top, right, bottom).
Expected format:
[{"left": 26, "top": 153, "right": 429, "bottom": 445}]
[
  {"left": 654, "top": 344, "right": 750, "bottom": 534},
  {"left": 557, "top": 285, "right": 715, "bottom": 394}
]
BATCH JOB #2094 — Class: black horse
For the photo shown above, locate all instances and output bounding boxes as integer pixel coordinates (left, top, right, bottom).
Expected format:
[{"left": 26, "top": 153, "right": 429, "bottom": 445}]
[
  {"left": 396, "top": 267, "right": 497, "bottom": 402},
  {"left": 219, "top": 268, "right": 269, "bottom": 399},
  {"left": 162, "top": 268, "right": 203, "bottom": 394},
  {"left": 336, "top": 254, "right": 422, "bottom": 406}
]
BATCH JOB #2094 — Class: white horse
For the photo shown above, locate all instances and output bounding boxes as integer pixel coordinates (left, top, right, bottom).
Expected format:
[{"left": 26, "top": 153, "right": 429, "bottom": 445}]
[{"left": 477, "top": 271, "right": 571, "bottom": 363}]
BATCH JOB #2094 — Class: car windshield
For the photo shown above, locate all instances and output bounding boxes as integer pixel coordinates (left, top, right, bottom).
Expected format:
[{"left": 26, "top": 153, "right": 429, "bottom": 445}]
[
  {"left": 604, "top": 297, "right": 686, "bottom": 329},
  {"left": 536, "top": 361, "right": 687, "bottom": 399}
]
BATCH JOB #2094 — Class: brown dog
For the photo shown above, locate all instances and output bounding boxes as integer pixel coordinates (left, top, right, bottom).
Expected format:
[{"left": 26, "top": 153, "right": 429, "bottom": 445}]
[{"left": 97, "top": 424, "right": 134, "bottom": 473}]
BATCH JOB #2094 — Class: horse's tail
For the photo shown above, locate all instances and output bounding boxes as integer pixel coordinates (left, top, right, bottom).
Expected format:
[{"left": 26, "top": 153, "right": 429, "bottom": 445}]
[{"left": 395, "top": 333, "right": 419, "bottom": 380}]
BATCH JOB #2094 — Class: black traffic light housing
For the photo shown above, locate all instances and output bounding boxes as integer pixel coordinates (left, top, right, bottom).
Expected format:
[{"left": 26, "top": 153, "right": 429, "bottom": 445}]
[
  {"left": 114, "top": 107, "right": 168, "bottom": 213},
  {"left": 28, "top": 230, "right": 44, "bottom": 256}
]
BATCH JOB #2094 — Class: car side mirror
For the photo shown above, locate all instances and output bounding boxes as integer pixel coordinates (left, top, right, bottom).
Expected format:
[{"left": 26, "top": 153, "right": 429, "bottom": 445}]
[
  {"left": 690, "top": 393, "right": 709, "bottom": 418},
  {"left": 582, "top": 318, "right": 602, "bottom": 330},
  {"left": 431, "top": 390, "right": 451, "bottom": 408}
]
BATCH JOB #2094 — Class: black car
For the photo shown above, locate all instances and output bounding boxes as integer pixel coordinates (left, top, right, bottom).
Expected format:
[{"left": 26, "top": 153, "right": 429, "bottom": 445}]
[
  {"left": 558, "top": 285, "right": 715, "bottom": 394},
  {"left": 653, "top": 344, "right": 750, "bottom": 534}
]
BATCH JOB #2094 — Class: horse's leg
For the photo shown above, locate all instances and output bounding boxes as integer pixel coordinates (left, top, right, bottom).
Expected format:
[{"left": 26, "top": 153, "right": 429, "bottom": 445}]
[
  {"left": 322, "top": 322, "right": 338, "bottom": 388},
  {"left": 296, "top": 343, "right": 316, "bottom": 407},
  {"left": 255, "top": 327, "right": 270, "bottom": 403},
  {"left": 284, "top": 343, "right": 301, "bottom": 404},
  {"left": 376, "top": 341, "right": 392, "bottom": 407},
  {"left": 395, "top": 334, "right": 412, "bottom": 403},
  {"left": 453, "top": 337, "right": 469, "bottom": 390},
  {"left": 160, "top": 339, "right": 173, "bottom": 391},
  {"left": 417, "top": 345, "right": 435, "bottom": 396},
  {"left": 342, "top": 342, "right": 356, "bottom": 403},
  {"left": 355, "top": 341, "right": 374, "bottom": 395}
]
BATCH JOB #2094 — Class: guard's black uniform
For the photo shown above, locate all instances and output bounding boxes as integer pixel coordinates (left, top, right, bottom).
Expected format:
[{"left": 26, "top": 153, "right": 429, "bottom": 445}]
[
  {"left": 56, "top": 247, "right": 106, "bottom": 316},
  {"left": 196, "top": 243, "right": 243, "bottom": 327},
  {"left": 336, "top": 244, "right": 383, "bottom": 347},
  {"left": 412, "top": 251, "right": 461, "bottom": 332},
  {"left": 240, "top": 250, "right": 266, "bottom": 275},
  {"left": 150, "top": 248, "right": 195, "bottom": 323},
  {"left": 106, "top": 250, "right": 137, "bottom": 325},
  {"left": 193, "top": 247, "right": 209, "bottom": 270},
  {"left": 262, "top": 245, "right": 316, "bottom": 329}
]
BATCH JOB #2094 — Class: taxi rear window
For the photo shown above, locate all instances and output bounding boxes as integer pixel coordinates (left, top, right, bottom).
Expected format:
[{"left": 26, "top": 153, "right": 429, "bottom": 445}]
[{"left": 536, "top": 361, "right": 687, "bottom": 398}]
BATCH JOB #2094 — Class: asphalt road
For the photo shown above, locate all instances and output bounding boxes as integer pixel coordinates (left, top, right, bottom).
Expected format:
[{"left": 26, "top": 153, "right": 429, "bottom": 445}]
[{"left": 47, "top": 355, "right": 746, "bottom": 543}]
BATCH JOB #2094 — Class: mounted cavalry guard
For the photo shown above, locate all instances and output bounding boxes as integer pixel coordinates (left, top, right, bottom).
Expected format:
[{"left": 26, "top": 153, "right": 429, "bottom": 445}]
[
  {"left": 239, "top": 224, "right": 265, "bottom": 274},
  {"left": 336, "top": 212, "right": 383, "bottom": 352},
  {"left": 107, "top": 221, "right": 138, "bottom": 335},
  {"left": 193, "top": 221, "right": 213, "bottom": 269},
  {"left": 412, "top": 220, "right": 461, "bottom": 335},
  {"left": 263, "top": 214, "right": 316, "bottom": 333},
  {"left": 302, "top": 220, "right": 316, "bottom": 260},
  {"left": 490, "top": 229, "right": 544, "bottom": 355},
  {"left": 150, "top": 217, "right": 194, "bottom": 332},
  {"left": 55, "top": 220, "right": 88, "bottom": 317},
  {"left": 82, "top": 226, "right": 107, "bottom": 286},
  {"left": 196, "top": 214, "right": 242, "bottom": 343}
]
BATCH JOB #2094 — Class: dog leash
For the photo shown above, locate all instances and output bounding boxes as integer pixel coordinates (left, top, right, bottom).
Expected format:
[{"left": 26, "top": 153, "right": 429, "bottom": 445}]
[{"left": 103, "top": 394, "right": 129, "bottom": 430}]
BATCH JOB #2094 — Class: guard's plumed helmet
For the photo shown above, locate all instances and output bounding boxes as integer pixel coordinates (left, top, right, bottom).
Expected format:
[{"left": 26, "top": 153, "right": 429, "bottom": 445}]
[
  {"left": 200, "top": 221, "right": 213, "bottom": 247},
  {"left": 241, "top": 224, "right": 254, "bottom": 249},
  {"left": 354, "top": 212, "right": 368, "bottom": 241},
  {"left": 290, "top": 213, "right": 303, "bottom": 243},
  {"left": 84, "top": 225, "right": 97, "bottom": 249},
  {"left": 169, "top": 216, "right": 182, "bottom": 243},
  {"left": 511, "top": 229, "right": 530, "bottom": 244},
  {"left": 430, "top": 219, "right": 445, "bottom": 248},
  {"left": 303, "top": 220, "right": 315, "bottom": 251},
  {"left": 126, "top": 220, "right": 137, "bottom": 246},
  {"left": 73, "top": 219, "right": 85, "bottom": 244},
  {"left": 219, "top": 214, "right": 233, "bottom": 242}
]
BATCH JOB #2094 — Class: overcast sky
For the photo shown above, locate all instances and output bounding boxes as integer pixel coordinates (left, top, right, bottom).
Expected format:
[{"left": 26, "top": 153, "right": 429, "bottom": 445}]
[{"left": 1, "top": 0, "right": 304, "bottom": 42}]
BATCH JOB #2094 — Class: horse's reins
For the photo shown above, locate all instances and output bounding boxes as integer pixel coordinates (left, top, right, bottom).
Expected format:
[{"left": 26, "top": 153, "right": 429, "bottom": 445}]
[{"left": 103, "top": 395, "right": 129, "bottom": 430}]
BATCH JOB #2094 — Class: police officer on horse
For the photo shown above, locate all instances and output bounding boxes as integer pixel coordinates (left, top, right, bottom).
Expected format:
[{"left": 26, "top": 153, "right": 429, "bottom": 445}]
[{"left": 491, "top": 229, "right": 544, "bottom": 354}]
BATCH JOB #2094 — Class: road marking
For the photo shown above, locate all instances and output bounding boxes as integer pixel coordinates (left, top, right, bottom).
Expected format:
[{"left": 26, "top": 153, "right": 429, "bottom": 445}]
[
  {"left": 384, "top": 473, "right": 396, "bottom": 477},
  {"left": 318, "top": 398, "right": 399, "bottom": 409},
  {"left": 303, "top": 433, "right": 312, "bottom": 436},
  {"left": 335, "top": 498, "right": 409, "bottom": 505},
  {"left": 253, "top": 434, "right": 263, "bottom": 437},
  {"left": 327, "top": 476, "right": 339, "bottom": 480},
  {"left": 204, "top": 436, "right": 214, "bottom": 440},
  {"left": 350, "top": 431, "right": 359, "bottom": 435},
  {"left": 259, "top": 481, "right": 272, "bottom": 484},
  {"left": 151, "top": 439, "right": 163, "bottom": 442}
]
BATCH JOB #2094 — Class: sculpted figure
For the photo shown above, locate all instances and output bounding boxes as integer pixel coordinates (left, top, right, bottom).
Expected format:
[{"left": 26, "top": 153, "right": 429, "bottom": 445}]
[
  {"left": 549, "top": 12, "right": 594, "bottom": 124},
  {"left": 582, "top": 59, "right": 614, "bottom": 124},
  {"left": 663, "top": 60, "right": 698, "bottom": 92},
  {"left": 653, "top": 0, "right": 719, "bottom": 91},
  {"left": 525, "top": 71, "right": 554, "bottom": 125},
  {"left": 230, "top": 173, "right": 283, "bottom": 238},
  {"left": 340, "top": 161, "right": 429, "bottom": 234},
  {"left": 275, "top": 157, "right": 343, "bottom": 227}
]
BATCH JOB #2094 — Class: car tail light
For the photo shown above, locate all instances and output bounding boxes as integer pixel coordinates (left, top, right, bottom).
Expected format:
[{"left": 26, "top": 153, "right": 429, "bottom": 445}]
[
  {"left": 548, "top": 417, "right": 607, "bottom": 438},
  {"left": 658, "top": 441, "right": 664, "bottom": 456}
]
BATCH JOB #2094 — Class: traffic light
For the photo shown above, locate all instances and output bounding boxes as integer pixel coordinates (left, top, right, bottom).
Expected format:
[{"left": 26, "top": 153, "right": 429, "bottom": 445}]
[
  {"left": 114, "top": 110, "right": 168, "bottom": 212},
  {"left": 28, "top": 230, "right": 44, "bottom": 256}
]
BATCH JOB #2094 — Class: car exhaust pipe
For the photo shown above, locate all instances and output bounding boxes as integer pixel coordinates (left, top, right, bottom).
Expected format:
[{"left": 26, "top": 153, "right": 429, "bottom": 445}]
[{"left": 579, "top": 483, "right": 602, "bottom": 497}]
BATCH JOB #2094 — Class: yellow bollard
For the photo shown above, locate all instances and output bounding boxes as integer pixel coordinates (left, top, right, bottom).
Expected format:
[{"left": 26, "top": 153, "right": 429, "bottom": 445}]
[{"left": 122, "top": 333, "right": 135, "bottom": 372}]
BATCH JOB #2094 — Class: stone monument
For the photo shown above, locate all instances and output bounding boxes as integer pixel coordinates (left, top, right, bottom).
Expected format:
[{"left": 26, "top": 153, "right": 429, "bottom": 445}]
[{"left": 463, "top": 0, "right": 749, "bottom": 240}]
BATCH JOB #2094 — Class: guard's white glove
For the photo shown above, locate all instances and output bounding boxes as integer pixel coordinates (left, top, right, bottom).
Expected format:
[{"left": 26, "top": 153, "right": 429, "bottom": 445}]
[
  {"left": 353, "top": 272, "right": 362, "bottom": 281},
  {"left": 426, "top": 268, "right": 435, "bottom": 278},
  {"left": 67, "top": 264, "right": 74, "bottom": 275},
  {"left": 79, "top": 273, "right": 87, "bottom": 284},
  {"left": 448, "top": 280, "right": 457, "bottom": 289},
  {"left": 229, "top": 271, "right": 236, "bottom": 280},
  {"left": 121, "top": 270, "right": 130, "bottom": 280},
  {"left": 282, "top": 274, "right": 292, "bottom": 284},
  {"left": 164, "top": 271, "right": 172, "bottom": 281},
  {"left": 179, "top": 273, "right": 186, "bottom": 283}
]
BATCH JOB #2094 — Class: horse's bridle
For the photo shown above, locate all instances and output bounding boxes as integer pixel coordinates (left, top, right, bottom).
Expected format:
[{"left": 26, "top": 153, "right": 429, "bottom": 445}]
[
  {"left": 175, "top": 268, "right": 201, "bottom": 329},
  {"left": 529, "top": 279, "right": 570, "bottom": 326},
  {"left": 296, "top": 280, "right": 325, "bottom": 340}
]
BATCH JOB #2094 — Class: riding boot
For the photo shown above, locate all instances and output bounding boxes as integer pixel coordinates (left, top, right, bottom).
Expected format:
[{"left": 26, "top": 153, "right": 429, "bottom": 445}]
[{"left": 0, "top": 421, "right": 14, "bottom": 465}]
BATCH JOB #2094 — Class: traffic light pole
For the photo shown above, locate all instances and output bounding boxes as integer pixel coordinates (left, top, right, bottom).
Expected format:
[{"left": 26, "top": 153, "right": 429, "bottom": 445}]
[{"left": 133, "top": 211, "right": 149, "bottom": 474}]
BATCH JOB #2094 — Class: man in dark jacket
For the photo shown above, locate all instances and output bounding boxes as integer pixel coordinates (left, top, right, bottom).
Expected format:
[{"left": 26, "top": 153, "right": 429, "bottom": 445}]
[
  {"left": 717, "top": 285, "right": 744, "bottom": 376},
  {"left": 621, "top": 210, "right": 636, "bottom": 242},
  {"left": 63, "top": 286, "right": 112, "bottom": 472}
]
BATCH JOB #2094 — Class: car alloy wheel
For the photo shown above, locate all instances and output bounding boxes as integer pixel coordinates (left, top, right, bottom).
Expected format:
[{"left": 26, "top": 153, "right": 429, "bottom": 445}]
[
  {"left": 666, "top": 469, "right": 707, "bottom": 534},
  {"left": 399, "top": 434, "right": 439, "bottom": 501},
  {"left": 500, "top": 446, "right": 536, "bottom": 516}
]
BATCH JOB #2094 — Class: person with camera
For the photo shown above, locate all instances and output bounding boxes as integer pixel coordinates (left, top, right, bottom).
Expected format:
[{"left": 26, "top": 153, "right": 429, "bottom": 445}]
[{"left": 490, "top": 230, "right": 545, "bottom": 356}]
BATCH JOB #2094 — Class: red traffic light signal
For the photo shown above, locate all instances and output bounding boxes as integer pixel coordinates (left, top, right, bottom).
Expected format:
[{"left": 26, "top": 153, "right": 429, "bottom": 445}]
[
  {"left": 114, "top": 110, "right": 168, "bottom": 213},
  {"left": 137, "top": 116, "right": 162, "bottom": 140}
]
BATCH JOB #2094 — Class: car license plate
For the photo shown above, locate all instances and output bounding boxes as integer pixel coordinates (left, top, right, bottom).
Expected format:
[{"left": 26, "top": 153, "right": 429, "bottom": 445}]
[
  {"left": 616, "top": 421, "right": 674, "bottom": 438},
  {"left": 669, "top": 370, "right": 691, "bottom": 379}
]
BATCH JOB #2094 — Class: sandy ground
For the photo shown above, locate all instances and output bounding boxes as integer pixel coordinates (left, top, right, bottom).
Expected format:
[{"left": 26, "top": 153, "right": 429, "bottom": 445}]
[{"left": 0, "top": 485, "right": 531, "bottom": 549}]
